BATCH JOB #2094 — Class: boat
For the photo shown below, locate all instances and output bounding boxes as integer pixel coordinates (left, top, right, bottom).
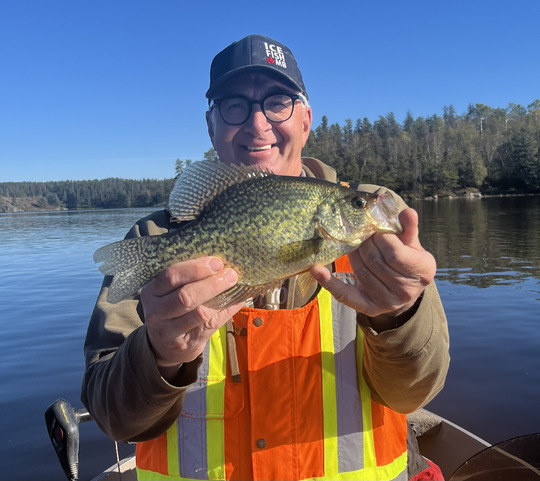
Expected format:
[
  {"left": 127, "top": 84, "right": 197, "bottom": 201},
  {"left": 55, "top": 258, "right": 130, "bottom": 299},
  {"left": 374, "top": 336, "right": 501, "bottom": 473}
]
[{"left": 45, "top": 399, "right": 540, "bottom": 481}]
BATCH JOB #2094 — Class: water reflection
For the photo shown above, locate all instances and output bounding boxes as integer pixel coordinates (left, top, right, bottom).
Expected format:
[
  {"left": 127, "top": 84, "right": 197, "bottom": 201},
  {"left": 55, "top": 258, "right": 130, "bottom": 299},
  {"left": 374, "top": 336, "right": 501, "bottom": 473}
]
[
  {"left": 0, "top": 202, "right": 539, "bottom": 478},
  {"left": 412, "top": 196, "right": 540, "bottom": 290}
]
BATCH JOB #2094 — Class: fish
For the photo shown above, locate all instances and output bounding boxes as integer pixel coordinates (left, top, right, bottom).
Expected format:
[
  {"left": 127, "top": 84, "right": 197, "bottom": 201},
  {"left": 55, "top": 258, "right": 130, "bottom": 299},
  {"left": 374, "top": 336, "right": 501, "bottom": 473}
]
[{"left": 94, "top": 161, "right": 403, "bottom": 307}]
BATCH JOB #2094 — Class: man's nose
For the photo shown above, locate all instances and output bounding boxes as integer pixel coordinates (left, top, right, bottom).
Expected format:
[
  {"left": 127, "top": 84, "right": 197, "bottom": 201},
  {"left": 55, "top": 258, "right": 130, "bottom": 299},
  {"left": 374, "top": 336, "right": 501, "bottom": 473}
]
[{"left": 244, "top": 103, "right": 271, "bottom": 134}]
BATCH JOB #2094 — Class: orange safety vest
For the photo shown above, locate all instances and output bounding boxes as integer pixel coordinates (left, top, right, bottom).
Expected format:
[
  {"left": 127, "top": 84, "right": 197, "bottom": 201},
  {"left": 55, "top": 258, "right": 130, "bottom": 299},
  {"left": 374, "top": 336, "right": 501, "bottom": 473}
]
[{"left": 136, "top": 257, "right": 408, "bottom": 480}]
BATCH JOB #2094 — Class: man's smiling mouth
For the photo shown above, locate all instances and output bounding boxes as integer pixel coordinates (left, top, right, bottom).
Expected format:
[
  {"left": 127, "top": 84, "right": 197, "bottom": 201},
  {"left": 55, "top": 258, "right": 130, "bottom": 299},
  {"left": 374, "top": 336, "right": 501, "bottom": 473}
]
[{"left": 245, "top": 145, "right": 273, "bottom": 152}]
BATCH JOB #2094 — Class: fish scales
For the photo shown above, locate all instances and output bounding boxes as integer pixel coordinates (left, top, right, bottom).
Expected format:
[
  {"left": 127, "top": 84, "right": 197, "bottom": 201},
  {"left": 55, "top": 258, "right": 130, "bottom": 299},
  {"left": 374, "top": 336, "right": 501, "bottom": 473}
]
[
  {"left": 94, "top": 161, "right": 402, "bottom": 306},
  {"left": 195, "top": 176, "right": 333, "bottom": 282}
]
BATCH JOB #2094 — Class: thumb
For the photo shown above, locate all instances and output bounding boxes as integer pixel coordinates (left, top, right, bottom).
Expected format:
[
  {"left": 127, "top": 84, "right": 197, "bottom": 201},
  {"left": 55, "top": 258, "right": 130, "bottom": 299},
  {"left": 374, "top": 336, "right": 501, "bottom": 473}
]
[{"left": 397, "top": 208, "right": 422, "bottom": 249}]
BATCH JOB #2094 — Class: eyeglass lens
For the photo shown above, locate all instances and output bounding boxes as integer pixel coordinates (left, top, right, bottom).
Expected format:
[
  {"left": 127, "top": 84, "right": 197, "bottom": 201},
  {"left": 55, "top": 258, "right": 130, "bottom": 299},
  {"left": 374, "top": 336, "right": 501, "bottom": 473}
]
[{"left": 218, "top": 94, "right": 296, "bottom": 125}]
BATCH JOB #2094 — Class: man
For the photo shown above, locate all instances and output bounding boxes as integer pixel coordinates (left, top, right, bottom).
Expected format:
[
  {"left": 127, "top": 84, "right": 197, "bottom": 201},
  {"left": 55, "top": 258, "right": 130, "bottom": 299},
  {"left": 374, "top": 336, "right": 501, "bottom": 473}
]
[{"left": 82, "top": 34, "right": 449, "bottom": 480}]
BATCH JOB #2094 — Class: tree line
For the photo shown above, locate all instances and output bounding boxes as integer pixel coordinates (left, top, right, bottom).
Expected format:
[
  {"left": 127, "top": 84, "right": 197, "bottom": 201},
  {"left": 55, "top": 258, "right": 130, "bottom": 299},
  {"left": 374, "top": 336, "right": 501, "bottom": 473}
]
[
  {"left": 0, "top": 178, "right": 175, "bottom": 211},
  {"left": 3, "top": 99, "right": 539, "bottom": 212},
  {"left": 302, "top": 100, "right": 540, "bottom": 198}
]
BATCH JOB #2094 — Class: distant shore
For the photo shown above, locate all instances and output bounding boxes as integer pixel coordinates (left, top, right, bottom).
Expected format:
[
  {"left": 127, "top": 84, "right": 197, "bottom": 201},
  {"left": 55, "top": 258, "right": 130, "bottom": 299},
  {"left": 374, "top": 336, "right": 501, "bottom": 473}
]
[
  {"left": 3, "top": 189, "right": 538, "bottom": 214},
  {"left": 0, "top": 196, "right": 164, "bottom": 213},
  {"left": 0, "top": 196, "right": 66, "bottom": 213}
]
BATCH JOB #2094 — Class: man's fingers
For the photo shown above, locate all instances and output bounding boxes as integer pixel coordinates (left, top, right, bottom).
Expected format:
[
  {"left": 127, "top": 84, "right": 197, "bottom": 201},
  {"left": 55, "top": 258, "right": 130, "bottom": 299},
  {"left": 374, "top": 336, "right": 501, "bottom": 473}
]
[
  {"left": 143, "top": 266, "right": 238, "bottom": 321},
  {"left": 148, "top": 257, "right": 225, "bottom": 297},
  {"left": 173, "top": 268, "right": 238, "bottom": 311},
  {"left": 310, "top": 265, "right": 373, "bottom": 313},
  {"left": 146, "top": 295, "right": 243, "bottom": 366}
]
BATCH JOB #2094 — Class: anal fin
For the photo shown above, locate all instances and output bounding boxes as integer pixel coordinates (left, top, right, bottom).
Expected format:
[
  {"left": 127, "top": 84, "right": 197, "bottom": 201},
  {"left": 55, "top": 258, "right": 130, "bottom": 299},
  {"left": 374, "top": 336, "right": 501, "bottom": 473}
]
[{"left": 204, "top": 282, "right": 278, "bottom": 310}]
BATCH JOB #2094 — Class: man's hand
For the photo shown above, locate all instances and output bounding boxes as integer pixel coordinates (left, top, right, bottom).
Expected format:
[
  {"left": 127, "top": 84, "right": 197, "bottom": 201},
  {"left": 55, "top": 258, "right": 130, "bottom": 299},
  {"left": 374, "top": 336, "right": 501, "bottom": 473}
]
[
  {"left": 140, "top": 257, "right": 242, "bottom": 380},
  {"left": 310, "top": 208, "right": 436, "bottom": 330}
]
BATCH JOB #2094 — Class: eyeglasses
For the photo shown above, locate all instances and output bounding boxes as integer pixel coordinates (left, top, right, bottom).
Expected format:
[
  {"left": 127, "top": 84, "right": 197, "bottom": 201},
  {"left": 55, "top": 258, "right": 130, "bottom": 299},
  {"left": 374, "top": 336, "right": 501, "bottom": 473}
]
[{"left": 210, "top": 93, "right": 305, "bottom": 126}]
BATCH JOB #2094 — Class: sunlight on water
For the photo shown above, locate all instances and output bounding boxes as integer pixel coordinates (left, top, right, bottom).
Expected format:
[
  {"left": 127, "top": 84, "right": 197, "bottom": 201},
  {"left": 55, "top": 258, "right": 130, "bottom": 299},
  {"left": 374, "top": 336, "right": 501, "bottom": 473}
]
[{"left": 437, "top": 266, "right": 540, "bottom": 293}]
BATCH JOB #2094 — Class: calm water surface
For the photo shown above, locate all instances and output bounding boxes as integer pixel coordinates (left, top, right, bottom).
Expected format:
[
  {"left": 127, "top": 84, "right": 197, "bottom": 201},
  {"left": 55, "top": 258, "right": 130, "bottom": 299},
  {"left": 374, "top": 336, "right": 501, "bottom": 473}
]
[
  {"left": 0, "top": 199, "right": 539, "bottom": 480},
  {"left": 412, "top": 196, "right": 540, "bottom": 444}
]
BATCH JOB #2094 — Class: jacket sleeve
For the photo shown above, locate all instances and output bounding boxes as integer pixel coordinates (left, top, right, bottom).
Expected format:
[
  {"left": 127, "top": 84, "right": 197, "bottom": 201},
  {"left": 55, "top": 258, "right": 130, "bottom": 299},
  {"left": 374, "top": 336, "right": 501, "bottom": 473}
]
[
  {"left": 353, "top": 183, "right": 450, "bottom": 414},
  {"left": 358, "top": 282, "right": 450, "bottom": 414},
  {"left": 81, "top": 210, "right": 200, "bottom": 442}
]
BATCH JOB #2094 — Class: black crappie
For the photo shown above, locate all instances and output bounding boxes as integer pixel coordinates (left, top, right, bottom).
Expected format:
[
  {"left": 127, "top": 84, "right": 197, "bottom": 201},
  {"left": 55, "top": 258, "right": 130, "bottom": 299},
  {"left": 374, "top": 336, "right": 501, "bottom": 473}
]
[{"left": 94, "top": 161, "right": 402, "bottom": 307}]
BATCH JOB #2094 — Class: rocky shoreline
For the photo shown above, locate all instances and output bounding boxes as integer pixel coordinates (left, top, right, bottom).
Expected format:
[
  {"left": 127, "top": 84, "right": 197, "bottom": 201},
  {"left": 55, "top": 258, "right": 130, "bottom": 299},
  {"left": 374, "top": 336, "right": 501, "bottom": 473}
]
[{"left": 1, "top": 196, "right": 67, "bottom": 213}]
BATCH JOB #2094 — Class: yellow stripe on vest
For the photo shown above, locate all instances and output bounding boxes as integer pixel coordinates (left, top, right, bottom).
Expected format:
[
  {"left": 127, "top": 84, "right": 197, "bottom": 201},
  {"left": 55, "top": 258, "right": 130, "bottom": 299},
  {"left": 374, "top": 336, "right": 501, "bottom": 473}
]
[
  {"left": 167, "top": 421, "right": 180, "bottom": 476},
  {"left": 318, "top": 288, "right": 339, "bottom": 478},
  {"left": 206, "top": 327, "right": 227, "bottom": 480}
]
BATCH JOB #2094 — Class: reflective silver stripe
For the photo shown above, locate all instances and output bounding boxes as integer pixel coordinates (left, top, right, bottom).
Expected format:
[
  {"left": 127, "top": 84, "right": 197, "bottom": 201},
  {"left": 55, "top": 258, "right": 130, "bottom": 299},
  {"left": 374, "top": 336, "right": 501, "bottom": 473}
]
[
  {"left": 331, "top": 275, "right": 364, "bottom": 473},
  {"left": 177, "top": 342, "right": 211, "bottom": 479}
]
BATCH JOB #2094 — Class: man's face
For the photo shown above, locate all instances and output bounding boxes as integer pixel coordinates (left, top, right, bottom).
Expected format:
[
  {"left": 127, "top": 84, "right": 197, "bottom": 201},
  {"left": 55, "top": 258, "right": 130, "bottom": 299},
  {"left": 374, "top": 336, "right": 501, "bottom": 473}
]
[{"left": 206, "top": 72, "right": 312, "bottom": 176}]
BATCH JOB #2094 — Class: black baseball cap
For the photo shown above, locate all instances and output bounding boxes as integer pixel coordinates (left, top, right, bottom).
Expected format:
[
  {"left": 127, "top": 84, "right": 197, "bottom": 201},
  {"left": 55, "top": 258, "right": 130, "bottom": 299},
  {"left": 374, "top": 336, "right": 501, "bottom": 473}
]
[{"left": 206, "top": 34, "right": 308, "bottom": 100}]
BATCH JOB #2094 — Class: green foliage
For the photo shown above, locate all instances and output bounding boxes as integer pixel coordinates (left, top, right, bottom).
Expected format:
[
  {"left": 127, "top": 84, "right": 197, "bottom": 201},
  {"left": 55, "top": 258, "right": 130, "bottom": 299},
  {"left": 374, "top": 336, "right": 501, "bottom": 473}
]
[
  {"left": 0, "top": 178, "right": 175, "bottom": 211},
  {"left": 203, "top": 147, "right": 219, "bottom": 162},
  {"left": 303, "top": 100, "right": 540, "bottom": 197}
]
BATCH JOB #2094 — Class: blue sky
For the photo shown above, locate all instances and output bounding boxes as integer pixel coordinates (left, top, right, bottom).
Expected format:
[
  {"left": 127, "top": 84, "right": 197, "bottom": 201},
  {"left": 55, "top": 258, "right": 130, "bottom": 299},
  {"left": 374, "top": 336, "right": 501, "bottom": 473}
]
[{"left": 1, "top": 0, "right": 539, "bottom": 182}]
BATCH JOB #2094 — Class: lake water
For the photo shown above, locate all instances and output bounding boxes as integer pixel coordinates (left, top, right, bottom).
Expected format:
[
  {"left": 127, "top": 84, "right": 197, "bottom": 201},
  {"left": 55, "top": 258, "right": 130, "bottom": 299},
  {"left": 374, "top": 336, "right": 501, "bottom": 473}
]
[{"left": 0, "top": 198, "right": 539, "bottom": 480}]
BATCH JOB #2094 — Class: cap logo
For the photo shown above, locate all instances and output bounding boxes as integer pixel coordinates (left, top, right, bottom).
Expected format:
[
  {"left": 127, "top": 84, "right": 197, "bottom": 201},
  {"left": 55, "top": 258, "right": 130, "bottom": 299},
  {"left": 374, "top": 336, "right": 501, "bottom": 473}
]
[{"left": 264, "top": 42, "right": 287, "bottom": 68}]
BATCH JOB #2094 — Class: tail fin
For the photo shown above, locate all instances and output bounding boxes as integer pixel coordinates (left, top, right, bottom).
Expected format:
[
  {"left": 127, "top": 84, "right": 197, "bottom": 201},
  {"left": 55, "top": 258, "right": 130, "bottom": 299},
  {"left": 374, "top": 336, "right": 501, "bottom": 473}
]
[{"left": 94, "top": 236, "right": 164, "bottom": 303}]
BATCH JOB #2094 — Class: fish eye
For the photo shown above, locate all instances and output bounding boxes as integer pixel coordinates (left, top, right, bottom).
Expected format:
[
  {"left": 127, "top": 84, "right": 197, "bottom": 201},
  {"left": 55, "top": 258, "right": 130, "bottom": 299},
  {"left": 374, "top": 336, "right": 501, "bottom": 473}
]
[{"left": 352, "top": 196, "right": 367, "bottom": 209}]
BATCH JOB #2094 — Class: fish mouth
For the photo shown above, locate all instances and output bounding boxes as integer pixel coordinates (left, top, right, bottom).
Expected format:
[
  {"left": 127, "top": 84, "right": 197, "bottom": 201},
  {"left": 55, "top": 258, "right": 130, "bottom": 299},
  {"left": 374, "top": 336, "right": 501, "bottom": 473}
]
[{"left": 369, "top": 189, "right": 403, "bottom": 233}]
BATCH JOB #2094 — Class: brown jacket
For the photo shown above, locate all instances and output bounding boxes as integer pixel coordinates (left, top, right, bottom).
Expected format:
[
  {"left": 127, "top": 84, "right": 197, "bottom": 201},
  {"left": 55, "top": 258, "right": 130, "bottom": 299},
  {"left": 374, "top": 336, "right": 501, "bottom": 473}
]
[{"left": 81, "top": 157, "right": 450, "bottom": 442}]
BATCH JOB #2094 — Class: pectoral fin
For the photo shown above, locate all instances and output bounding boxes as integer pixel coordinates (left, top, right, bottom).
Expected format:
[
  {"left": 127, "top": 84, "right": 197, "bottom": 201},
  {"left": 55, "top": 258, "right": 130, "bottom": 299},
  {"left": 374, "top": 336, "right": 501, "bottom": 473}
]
[{"left": 297, "top": 271, "right": 318, "bottom": 297}]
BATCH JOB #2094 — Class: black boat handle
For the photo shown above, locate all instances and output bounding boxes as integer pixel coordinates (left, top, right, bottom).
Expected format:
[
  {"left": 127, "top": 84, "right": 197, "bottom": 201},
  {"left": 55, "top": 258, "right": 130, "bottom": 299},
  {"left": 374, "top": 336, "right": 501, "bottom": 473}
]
[{"left": 45, "top": 399, "right": 92, "bottom": 481}]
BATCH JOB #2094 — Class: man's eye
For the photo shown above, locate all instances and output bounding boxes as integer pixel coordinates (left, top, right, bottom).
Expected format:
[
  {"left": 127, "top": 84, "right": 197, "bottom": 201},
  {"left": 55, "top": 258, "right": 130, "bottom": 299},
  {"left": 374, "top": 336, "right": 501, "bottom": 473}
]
[
  {"left": 223, "top": 100, "right": 244, "bottom": 110},
  {"left": 266, "top": 96, "right": 291, "bottom": 110}
]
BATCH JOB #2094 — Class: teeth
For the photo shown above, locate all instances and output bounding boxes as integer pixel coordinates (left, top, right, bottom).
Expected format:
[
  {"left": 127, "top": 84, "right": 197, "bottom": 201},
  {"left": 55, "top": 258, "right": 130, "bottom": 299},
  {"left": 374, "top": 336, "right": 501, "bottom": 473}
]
[{"left": 246, "top": 145, "right": 272, "bottom": 152}]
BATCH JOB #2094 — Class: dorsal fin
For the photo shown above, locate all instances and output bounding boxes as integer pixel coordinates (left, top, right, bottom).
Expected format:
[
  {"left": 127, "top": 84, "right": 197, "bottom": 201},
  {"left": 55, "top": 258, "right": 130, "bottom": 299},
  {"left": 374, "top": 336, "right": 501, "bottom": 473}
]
[{"left": 168, "top": 161, "right": 272, "bottom": 221}]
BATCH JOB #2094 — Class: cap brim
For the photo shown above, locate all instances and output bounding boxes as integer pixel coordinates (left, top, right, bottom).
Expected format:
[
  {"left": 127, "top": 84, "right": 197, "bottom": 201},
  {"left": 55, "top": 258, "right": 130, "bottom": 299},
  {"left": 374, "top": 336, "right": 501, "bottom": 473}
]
[{"left": 205, "top": 65, "right": 306, "bottom": 100}]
